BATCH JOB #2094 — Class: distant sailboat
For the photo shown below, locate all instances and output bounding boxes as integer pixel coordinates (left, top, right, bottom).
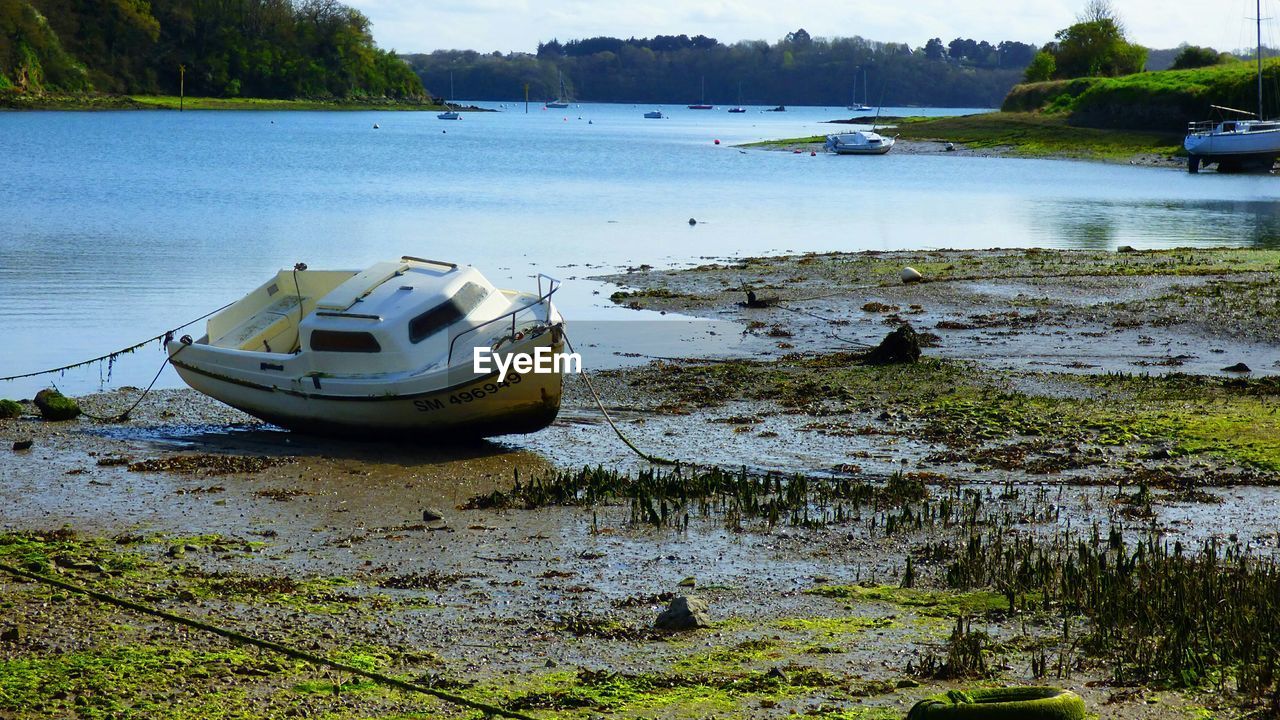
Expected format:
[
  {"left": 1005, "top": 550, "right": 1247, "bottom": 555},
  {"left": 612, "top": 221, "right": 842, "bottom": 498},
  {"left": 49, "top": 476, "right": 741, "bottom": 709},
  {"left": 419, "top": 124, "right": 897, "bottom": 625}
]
[
  {"left": 847, "top": 68, "right": 872, "bottom": 111},
  {"left": 546, "top": 71, "right": 570, "bottom": 108},
  {"left": 688, "top": 77, "right": 713, "bottom": 109},
  {"left": 437, "top": 72, "right": 461, "bottom": 120},
  {"left": 728, "top": 80, "right": 746, "bottom": 113}
]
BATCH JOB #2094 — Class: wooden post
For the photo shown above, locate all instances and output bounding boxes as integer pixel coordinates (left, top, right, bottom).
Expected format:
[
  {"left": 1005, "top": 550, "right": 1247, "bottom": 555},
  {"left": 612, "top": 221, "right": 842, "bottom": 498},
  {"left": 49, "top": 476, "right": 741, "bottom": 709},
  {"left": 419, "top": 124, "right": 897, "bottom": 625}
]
[
  {"left": 179, "top": 64, "right": 185, "bottom": 112},
  {"left": 524, "top": 83, "right": 529, "bottom": 114}
]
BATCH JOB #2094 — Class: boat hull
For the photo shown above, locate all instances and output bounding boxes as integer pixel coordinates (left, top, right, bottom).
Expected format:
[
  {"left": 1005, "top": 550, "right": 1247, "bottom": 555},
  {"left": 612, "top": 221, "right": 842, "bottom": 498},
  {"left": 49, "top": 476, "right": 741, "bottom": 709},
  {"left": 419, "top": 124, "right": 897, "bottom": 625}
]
[
  {"left": 167, "top": 333, "right": 565, "bottom": 440},
  {"left": 1185, "top": 126, "right": 1280, "bottom": 172},
  {"left": 826, "top": 135, "right": 895, "bottom": 155}
]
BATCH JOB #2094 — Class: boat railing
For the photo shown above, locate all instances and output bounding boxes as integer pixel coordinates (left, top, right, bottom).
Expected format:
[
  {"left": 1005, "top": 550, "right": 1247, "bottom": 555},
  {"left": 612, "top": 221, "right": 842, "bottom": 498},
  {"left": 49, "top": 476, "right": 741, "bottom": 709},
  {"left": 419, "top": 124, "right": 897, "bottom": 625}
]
[
  {"left": 446, "top": 274, "right": 561, "bottom": 365},
  {"left": 1187, "top": 120, "right": 1218, "bottom": 134}
]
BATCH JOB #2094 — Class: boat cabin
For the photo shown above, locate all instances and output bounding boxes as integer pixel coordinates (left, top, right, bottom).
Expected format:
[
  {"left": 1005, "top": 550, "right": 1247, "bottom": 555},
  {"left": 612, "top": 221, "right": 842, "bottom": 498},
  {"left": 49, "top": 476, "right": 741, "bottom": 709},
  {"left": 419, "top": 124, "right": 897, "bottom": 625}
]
[{"left": 204, "top": 257, "right": 516, "bottom": 375}]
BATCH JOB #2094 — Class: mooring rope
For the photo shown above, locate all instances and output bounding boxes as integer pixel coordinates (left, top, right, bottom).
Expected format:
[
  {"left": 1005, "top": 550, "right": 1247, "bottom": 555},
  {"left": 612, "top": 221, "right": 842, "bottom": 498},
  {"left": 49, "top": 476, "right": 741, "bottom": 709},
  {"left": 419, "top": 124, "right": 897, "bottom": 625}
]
[
  {"left": 0, "top": 562, "right": 539, "bottom": 720},
  {"left": 562, "top": 332, "right": 677, "bottom": 466},
  {"left": 0, "top": 301, "right": 234, "bottom": 383}
]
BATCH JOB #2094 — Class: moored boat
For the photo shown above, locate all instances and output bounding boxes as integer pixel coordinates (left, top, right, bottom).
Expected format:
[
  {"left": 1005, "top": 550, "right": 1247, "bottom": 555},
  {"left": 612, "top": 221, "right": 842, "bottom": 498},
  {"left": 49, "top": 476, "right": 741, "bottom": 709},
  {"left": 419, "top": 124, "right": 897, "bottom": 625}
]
[
  {"left": 166, "top": 258, "right": 566, "bottom": 439},
  {"left": 438, "top": 72, "right": 462, "bottom": 120},
  {"left": 546, "top": 70, "right": 571, "bottom": 108},
  {"left": 1185, "top": 0, "right": 1280, "bottom": 172},
  {"left": 644, "top": 110, "right": 664, "bottom": 119},
  {"left": 824, "top": 129, "right": 896, "bottom": 155}
]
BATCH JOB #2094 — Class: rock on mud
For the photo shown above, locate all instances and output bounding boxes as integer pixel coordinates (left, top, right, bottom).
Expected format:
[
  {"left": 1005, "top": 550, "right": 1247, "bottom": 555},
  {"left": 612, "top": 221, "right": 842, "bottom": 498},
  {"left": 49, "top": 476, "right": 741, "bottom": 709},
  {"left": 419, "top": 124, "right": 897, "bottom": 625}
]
[
  {"left": 33, "top": 389, "right": 81, "bottom": 421},
  {"left": 863, "top": 324, "right": 923, "bottom": 365},
  {"left": 901, "top": 266, "right": 924, "bottom": 283},
  {"left": 0, "top": 399, "right": 22, "bottom": 419},
  {"left": 654, "top": 595, "right": 711, "bottom": 631}
]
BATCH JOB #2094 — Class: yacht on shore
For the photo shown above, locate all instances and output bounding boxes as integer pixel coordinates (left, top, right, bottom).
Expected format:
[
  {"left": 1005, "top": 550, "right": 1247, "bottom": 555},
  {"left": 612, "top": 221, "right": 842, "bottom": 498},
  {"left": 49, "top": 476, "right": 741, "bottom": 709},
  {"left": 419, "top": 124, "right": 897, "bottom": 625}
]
[{"left": 1184, "top": 0, "right": 1280, "bottom": 172}]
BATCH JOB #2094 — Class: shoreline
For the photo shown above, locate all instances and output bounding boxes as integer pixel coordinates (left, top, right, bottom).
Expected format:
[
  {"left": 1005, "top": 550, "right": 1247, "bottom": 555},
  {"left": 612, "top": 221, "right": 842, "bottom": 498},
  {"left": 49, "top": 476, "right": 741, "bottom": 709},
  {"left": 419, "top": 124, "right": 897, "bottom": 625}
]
[
  {"left": 4, "top": 247, "right": 1280, "bottom": 719},
  {"left": 745, "top": 111, "right": 1190, "bottom": 168},
  {"left": 0, "top": 93, "right": 474, "bottom": 112}
]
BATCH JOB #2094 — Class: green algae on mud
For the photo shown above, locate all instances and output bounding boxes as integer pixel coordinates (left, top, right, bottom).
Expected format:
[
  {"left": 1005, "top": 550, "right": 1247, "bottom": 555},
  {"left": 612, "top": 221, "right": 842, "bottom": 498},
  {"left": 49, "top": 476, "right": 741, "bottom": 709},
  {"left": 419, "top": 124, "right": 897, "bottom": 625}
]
[{"left": 806, "top": 585, "right": 1013, "bottom": 618}]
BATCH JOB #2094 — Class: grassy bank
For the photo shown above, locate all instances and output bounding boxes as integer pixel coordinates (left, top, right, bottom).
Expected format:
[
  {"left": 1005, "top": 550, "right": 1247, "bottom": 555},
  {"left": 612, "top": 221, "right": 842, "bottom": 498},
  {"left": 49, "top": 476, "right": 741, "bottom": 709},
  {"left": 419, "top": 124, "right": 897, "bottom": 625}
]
[
  {"left": 1002, "top": 58, "right": 1280, "bottom": 131},
  {"left": 0, "top": 92, "right": 447, "bottom": 111},
  {"left": 892, "top": 112, "right": 1182, "bottom": 159},
  {"left": 747, "top": 112, "right": 1183, "bottom": 162}
]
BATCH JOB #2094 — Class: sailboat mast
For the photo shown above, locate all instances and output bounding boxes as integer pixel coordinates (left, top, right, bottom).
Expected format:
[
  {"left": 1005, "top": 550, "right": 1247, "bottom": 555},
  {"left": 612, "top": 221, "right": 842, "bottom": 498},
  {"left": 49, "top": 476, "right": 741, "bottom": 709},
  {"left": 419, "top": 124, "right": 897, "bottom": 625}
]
[{"left": 1259, "top": 0, "right": 1265, "bottom": 119}]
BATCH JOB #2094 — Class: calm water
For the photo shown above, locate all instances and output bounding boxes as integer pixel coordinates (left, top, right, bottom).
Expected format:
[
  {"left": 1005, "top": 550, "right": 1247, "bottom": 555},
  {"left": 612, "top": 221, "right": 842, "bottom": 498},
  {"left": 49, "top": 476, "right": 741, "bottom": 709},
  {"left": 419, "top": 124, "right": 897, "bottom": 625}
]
[{"left": 2, "top": 102, "right": 1279, "bottom": 396}]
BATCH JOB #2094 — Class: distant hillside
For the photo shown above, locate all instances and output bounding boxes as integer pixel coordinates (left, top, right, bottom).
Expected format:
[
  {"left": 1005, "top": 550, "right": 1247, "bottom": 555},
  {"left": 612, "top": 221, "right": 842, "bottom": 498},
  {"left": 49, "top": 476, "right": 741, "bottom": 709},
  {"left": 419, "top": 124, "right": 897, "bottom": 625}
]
[
  {"left": 404, "top": 32, "right": 1037, "bottom": 108},
  {"left": 0, "top": 0, "right": 423, "bottom": 100},
  {"left": 1002, "top": 58, "right": 1280, "bottom": 131}
]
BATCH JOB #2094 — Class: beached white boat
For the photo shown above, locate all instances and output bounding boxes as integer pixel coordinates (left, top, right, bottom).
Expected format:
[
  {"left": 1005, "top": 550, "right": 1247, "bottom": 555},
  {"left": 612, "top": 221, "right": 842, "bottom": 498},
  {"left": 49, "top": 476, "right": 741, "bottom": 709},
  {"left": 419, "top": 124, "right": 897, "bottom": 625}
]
[
  {"left": 824, "top": 129, "right": 896, "bottom": 155},
  {"left": 1184, "top": 2, "right": 1280, "bottom": 172},
  {"left": 166, "top": 258, "right": 566, "bottom": 438}
]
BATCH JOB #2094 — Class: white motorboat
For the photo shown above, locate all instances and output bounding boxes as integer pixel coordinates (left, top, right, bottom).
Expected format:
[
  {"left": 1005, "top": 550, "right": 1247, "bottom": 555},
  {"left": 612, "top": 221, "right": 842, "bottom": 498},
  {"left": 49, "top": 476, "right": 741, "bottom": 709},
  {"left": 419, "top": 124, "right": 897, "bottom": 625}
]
[
  {"left": 643, "top": 110, "right": 664, "bottom": 119},
  {"left": 166, "top": 258, "right": 566, "bottom": 439},
  {"left": 1185, "top": 0, "right": 1280, "bottom": 172},
  {"left": 824, "top": 129, "right": 896, "bottom": 155}
]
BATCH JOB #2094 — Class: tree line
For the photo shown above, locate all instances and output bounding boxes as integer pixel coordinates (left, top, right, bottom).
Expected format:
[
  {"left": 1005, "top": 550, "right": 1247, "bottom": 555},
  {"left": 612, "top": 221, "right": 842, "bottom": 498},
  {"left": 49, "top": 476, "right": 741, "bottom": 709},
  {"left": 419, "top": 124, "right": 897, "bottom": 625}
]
[
  {"left": 0, "top": 0, "right": 424, "bottom": 99},
  {"left": 405, "top": 30, "right": 1037, "bottom": 108}
]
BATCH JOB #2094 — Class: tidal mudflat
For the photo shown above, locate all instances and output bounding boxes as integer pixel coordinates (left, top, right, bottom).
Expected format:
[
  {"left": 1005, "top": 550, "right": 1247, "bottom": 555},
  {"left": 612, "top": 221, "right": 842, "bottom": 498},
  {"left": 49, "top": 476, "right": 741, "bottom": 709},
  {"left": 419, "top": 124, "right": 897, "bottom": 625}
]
[{"left": 3, "top": 248, "right": 1279, "bottom": 719}]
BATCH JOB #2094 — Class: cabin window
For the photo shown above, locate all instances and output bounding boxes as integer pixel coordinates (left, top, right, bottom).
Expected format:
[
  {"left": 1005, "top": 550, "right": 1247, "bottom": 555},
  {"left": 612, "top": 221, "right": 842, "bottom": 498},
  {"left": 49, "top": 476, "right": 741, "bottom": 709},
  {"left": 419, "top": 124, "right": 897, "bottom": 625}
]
[
  {"left": 408, "top": 282, "right": 489, "bottom": 343},
  {"left": 310, "top": 330, "right": 381, "bottom": 353},
  {"left": 1223, "top": 122, "right": 1236, "bottom": 132}
]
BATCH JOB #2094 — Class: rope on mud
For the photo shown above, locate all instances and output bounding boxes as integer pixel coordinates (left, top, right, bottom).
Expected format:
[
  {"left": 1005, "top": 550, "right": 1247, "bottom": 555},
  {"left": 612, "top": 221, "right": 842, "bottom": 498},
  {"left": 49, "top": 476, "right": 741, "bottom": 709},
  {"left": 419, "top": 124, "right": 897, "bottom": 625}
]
[
  {"left": 0, "top": 301, "right": 234, "bottom": 383},
  {"left": 562, "top": 332, "right": 677, "bottom": 466},
  {"left": 75, "top": 350, "right": 176, "bottom": 423},
  {"left": 0, "top": 562, "right": 539, "bottom": 720}
]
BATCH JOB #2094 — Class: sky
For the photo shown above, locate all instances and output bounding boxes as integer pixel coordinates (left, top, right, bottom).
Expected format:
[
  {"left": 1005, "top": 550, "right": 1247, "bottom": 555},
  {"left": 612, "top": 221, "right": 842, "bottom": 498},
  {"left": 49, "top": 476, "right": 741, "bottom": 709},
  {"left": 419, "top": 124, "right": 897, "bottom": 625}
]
[{"left": 348, "top": 0, "right": 1277, "bottom": 55}]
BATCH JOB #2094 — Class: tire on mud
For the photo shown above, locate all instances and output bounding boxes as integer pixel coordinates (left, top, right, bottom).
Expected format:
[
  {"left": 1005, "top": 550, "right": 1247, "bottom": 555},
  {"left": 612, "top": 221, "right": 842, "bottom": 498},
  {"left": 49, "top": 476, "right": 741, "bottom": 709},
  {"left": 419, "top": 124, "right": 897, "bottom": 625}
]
[{"left": 906, "top": 687, "right": 1086, "bottom": 720}]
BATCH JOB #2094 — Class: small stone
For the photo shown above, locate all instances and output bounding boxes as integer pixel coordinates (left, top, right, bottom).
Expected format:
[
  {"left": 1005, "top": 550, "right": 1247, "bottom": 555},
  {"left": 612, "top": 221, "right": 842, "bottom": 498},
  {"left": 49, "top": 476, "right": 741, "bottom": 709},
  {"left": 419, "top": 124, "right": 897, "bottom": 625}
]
[
  {"left": 0, "top": 624, "right": 22, "bottom": 643},
  {"left": 1116, "top": 245, "right": 1138, "bottom": 253},
  {"left": 654, "top": 595, "right": 711, "bottom": 631},
  {"left": 1222, "top": 362, "right": 1251, "bottom": 373},
  {"left": 677, "top": 576, "right": 696, "bottom": 588},
  {"left": 545, "top": 658, "right": 557, "bottom": 668},
  {"left": 896, "top": 678, "right": 920, "bottom": 688},
  {"left": 900, "top": 266, "right": 923, "bottom": 284},
  {"left": 422, "top": 508, "right": 445, "bottom": 522},
  {"left": 12, "top": 439, "right": 33, "bottom": 452},
  {"left": 765, "top": 667, "right": 788, "bottom": 682},
  {"left": 166, "top": 544, "right": 186, "bottom": 559}
]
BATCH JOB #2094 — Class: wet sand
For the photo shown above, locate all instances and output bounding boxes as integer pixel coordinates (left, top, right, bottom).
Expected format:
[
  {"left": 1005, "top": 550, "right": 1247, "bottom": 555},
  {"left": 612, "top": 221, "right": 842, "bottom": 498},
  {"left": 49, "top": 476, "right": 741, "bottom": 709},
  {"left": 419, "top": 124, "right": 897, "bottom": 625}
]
[{"left": 3, "top": 248, "right": 1279, "bottom": 718}]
